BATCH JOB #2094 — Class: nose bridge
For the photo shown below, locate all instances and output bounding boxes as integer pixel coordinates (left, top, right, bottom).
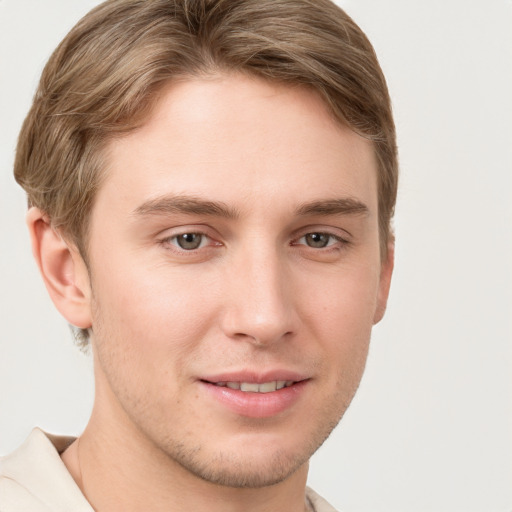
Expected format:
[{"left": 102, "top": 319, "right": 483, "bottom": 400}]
[{"left": 222, "top": 238, "right": 295, "bottom": 345}]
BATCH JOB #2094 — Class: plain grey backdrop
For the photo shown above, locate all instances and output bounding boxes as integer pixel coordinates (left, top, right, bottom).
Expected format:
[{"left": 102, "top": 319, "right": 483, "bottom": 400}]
[{"left": 1, "top": 1, "right": 511, "bottom": 511}]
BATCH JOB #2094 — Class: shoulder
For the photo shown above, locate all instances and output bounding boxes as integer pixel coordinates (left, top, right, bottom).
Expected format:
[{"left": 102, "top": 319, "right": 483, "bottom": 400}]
[
  {"left": 0, "top": 428, "right": 91, "bottom": 512},
  {"left": 306, "top": 486, "right": 340, "bottom": 512}
]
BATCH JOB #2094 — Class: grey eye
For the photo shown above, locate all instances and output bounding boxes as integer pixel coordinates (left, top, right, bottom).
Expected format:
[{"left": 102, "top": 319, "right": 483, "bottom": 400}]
[
  {"left": 176, "top": 233, "right": 204, "bottom": 250},
  {"left": 304, "top": 233, "right": 331, "bottom": 248}
]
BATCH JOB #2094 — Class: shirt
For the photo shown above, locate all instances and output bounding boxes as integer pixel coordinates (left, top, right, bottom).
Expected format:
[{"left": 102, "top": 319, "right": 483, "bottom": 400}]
[{"left": 0, "top": 428, "right": 338, "bottom": 511}]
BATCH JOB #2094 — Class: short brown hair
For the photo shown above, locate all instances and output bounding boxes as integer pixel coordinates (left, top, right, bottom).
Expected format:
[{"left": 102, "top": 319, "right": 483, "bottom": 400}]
[
  {"left": 15, "top": 0, "right": 397, "bottom": 248},
  {"left": 15, "top": 0, "right": 398, "bottom": 345}
]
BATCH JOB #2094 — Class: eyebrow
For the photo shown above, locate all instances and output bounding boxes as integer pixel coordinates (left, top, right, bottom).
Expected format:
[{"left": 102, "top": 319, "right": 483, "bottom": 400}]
[
  {"left": 295, "top": 198, "right": 369, "bottom": 217},
  {"left": 133, "top": 195, "right": 369, "bottom": 220},
  {"left": 133, "top": 195, "right": 240, "bottom": 219}
]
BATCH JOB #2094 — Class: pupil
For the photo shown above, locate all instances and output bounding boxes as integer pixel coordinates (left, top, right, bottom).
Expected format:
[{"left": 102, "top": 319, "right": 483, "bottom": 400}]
[
  {"left": 306, "top": 233, "right": 328, "bottom": 248},
  {"left": 178, "top": 233, "right": 202, "bottom": 250}
]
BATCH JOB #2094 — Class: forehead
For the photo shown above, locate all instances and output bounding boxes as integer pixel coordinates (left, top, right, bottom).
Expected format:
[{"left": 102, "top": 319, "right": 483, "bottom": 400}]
[{"left": 98, "top": 73, "right": 378, "bottom": 219}]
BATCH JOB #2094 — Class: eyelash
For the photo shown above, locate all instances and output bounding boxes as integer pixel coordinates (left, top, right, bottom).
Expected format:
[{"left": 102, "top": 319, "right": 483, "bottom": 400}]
[
  {"left": 293, "top": 232, "right": 347, "bottom": 250},
  {"left": 160, "top": 232, "right": 217, "bottom": 252},
  {"left": 159, "top": 230, "right": 348, "bottom": 254}
]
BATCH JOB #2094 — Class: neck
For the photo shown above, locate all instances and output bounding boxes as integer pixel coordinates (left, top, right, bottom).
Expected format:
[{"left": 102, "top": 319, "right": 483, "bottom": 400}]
[{"left": 62, "top": 395, "right": 311, "bottom": 512}]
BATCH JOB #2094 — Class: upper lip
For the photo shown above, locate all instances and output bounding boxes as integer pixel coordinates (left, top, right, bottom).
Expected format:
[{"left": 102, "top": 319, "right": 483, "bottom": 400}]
[{"left": 200, "top": 370, "right": 309, "bottom": 384}]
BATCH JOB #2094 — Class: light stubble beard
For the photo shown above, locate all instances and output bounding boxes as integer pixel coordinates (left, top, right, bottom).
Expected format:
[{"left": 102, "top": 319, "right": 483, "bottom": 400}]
[
  {"left": 137, "top": 392, "right": 353, "bottom": 489},
  {"left": 89, "top": 289, "right": 366, "bottom": 490}
]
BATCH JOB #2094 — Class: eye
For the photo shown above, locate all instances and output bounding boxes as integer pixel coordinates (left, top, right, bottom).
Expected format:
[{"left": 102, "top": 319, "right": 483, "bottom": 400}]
[
  {"left": 296, "top": 232, "right": 341, "bottom": 248},
  {"left": 169, "top": 232, "right": 209, "bottom": 250}
]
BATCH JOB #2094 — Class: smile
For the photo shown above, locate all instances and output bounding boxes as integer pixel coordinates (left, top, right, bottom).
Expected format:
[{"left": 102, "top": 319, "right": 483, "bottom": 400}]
[
  {"left": 213, "top": 380, "right": 295, "bottom": 393},
  {"left": 202, "top": 377, "right": 308, "bottom": 418}
]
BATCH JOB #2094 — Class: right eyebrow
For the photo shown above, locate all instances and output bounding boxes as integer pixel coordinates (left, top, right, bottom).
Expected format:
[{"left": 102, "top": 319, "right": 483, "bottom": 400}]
[
  {"left": 132, "top": 194, "right": 240, "bottom": 219},
  {"left": 295, "top": 197, "right": 370, "bottom": 217}
]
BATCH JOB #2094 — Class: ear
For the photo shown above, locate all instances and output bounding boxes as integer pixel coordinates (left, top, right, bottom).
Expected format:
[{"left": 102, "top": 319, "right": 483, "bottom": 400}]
[
  {"left": 373, "top": 241, "right": 395, "bottom": 324},
  {"left": 26, "top": 207, "right": 92, "bottom": 329}
]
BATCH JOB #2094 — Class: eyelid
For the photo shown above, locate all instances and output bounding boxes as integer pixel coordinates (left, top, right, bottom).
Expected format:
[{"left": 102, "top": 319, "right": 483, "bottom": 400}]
[
  {"left": 292, "top": 232, "right": 348, "bottom": 249},
  {"left": 167, "top": 233, "right": 209, "bottom": 250},
  {"left": 158, "top": 225, "right": 222, "bottom": 252},
  {"left": 291, "top": 225, "right": 352, "bottom": 243}
]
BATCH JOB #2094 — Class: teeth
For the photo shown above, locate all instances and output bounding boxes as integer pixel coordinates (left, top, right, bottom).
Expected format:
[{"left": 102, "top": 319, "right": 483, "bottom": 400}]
[
  {"left": 259, "top": 381, "right": 277, "bottom": 393},
  {"left": 217, "top": 380, "right": 295, "bottom": 393},
  {"left": 240, "top": 382, "right": 259, "bottom": 392}
]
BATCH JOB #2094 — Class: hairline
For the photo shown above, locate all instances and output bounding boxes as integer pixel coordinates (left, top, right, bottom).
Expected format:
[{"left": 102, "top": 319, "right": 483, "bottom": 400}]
[{"left": 72, "top": 70, "right": 391, "bottom": 264}]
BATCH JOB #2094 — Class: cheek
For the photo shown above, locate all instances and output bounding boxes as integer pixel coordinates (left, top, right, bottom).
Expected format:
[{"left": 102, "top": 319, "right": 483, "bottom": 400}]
[
  {"left": 300, "top": 263, "right": 379, "bottom": 335},
  {"left": 93, "top": 257, "right": 216, "bottom": 339},
  {"left": 89, "top": 259, "right": 222, "bottom": 396},
  {"left": 297, "top": 264, "right": 378, "bottom": 381}
]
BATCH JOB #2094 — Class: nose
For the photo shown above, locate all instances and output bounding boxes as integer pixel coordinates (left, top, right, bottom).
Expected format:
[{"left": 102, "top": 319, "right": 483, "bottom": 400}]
[{"left": 220, "top": 243, "right": 297, "bottom": 346}]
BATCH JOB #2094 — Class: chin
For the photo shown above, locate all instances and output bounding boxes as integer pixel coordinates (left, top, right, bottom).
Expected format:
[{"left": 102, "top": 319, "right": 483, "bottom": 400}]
[
  {"left": 159, "top": 422, "right": 336, "bottom": 489},
  {"left": 170, "top": 447, "right": 309, "bottom": 488}
]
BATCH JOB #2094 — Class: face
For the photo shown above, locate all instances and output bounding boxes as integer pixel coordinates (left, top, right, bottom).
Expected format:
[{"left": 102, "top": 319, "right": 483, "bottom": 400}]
[{"left": 84, "top": 73, "right": 392, "bottom": 488}]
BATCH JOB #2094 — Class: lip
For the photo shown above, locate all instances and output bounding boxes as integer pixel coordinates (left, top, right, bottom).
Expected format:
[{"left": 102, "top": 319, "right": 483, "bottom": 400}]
[
  {"left": 201, "top": 370, "right": 308, "bottom": 384},
  {"left": 199, "top": 370, "right": 310, "bottom": 418}
]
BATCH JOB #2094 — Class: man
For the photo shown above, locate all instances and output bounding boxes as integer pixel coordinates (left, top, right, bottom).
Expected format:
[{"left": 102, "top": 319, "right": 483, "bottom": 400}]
[{"left": 0, "top": 0, "right": 397, "bottom": 510}]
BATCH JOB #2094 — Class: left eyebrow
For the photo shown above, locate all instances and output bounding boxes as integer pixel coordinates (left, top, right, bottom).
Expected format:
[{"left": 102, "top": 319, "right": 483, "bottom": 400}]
[
  {"left": 295, "top": 198, "right": 370, "bottom": 217},
  {"left": 132, "top": 194, "right": 240, "bottom": 219}
]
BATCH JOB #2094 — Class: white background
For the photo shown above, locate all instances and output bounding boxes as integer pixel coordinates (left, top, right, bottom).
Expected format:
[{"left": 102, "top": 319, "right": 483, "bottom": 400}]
[{"left": 0, "top": 1, "right": 511, "bottom": 511}]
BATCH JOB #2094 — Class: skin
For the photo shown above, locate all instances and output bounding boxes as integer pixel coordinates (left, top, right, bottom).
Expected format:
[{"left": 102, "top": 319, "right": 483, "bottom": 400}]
[{"left": 29, "top": 73, "right": 393, "bottom": 512}]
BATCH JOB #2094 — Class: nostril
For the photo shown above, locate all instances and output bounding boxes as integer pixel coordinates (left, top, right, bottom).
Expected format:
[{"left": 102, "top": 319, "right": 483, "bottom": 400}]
[{"left": 219, "top": 283, "right": 297, "bottom": 346}]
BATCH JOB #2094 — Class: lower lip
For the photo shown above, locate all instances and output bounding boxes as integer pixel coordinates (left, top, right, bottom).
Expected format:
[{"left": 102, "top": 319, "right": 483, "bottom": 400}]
[{"left": 201, "top": 380, "right": 309, "bottom": 418}]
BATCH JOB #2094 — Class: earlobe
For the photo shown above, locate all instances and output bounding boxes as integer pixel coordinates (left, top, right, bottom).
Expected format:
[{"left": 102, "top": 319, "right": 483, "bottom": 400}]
[
  {"left": 26, "top": 207, "right": 92, "bottom": 329},
  {"left": 373, "top": 241, "right": 395, "bottom": 324}
]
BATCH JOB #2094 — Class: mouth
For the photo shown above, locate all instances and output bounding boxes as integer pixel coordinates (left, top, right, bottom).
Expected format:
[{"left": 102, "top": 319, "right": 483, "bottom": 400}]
[
  {"left": 199, "top": 375, "right": 308, "bottom": 418},
  {"left": 207, "top": 380, "right": 296, "bottom": 393}
]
